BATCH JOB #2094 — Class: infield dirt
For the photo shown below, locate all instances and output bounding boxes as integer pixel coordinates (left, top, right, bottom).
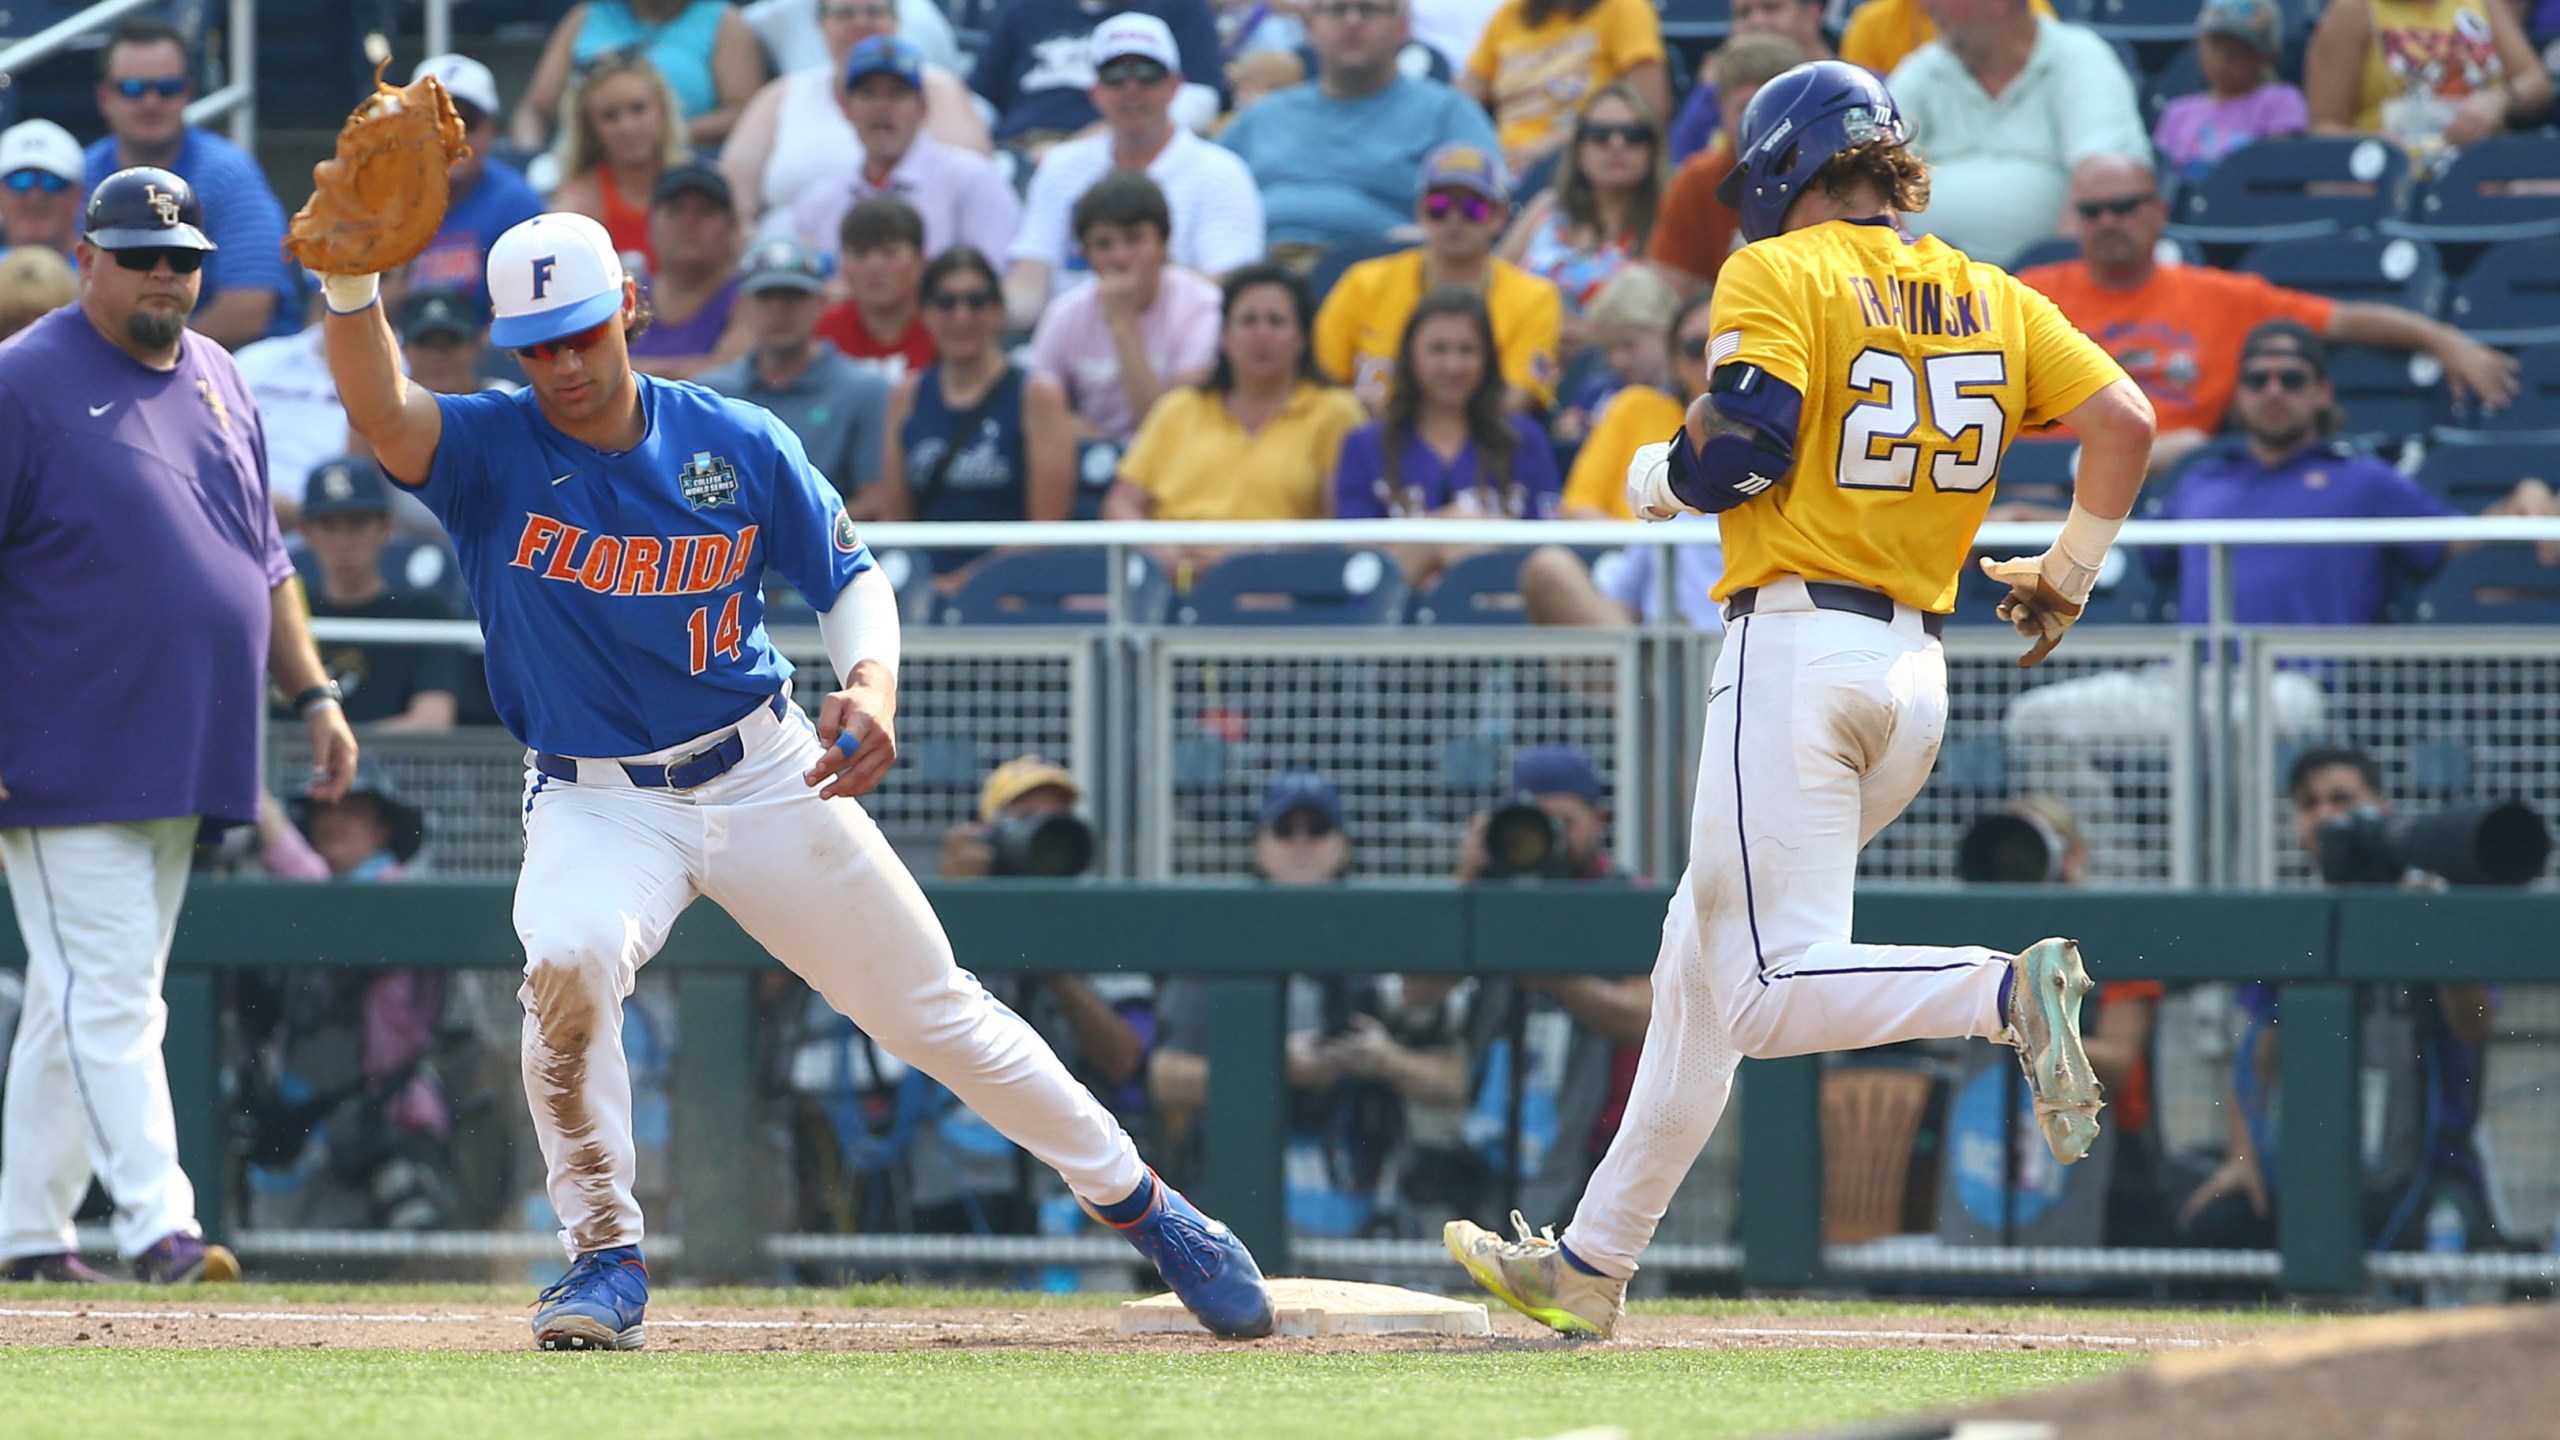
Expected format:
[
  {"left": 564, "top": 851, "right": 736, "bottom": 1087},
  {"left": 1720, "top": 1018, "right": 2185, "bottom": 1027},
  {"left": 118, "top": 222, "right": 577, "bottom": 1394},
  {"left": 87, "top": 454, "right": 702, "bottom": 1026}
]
[{"left": 0, "top": 1296, "right": 2263, "bottom": 1356}]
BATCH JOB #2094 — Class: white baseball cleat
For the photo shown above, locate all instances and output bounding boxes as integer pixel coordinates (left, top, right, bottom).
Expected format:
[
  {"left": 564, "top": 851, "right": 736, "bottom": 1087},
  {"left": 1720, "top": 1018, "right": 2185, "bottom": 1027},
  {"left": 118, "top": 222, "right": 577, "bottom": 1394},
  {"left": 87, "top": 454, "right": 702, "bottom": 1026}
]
[
  {"left": 1444, "top": 1211, "right": 1626, "bottom": 1339},
  {"left": 2004, "top": 937, "right": 2105, "bottom": 1164}
]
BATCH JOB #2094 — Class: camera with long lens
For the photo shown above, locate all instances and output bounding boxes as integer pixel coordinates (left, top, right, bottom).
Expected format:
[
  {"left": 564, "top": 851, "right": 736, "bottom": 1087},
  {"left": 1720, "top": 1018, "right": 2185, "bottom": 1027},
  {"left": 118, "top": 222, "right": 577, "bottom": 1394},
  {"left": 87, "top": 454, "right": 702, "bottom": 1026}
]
[
  {"left": 1482, "top": 800, "right": 1567, "bottom": 880},
  {"left": 2314, "top": 800, "right": 2550, "bottom": 886},
  {"left": 986, "top": 811, "right": 1097, "bottom": 877},
  {"left": 1956, "top": 809, "right": 2071, "bottom": 884}
]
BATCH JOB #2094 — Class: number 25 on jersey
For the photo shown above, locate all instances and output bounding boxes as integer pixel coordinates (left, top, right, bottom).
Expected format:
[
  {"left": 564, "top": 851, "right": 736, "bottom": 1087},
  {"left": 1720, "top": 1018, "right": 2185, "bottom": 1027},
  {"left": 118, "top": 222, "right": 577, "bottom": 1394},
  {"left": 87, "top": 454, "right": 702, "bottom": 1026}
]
[
  {"left": 1838, "top": 349, "right": 2012, "bottom": 494},
  {"left": 686, "top": 593, "right": 744, "bottom": 674}
]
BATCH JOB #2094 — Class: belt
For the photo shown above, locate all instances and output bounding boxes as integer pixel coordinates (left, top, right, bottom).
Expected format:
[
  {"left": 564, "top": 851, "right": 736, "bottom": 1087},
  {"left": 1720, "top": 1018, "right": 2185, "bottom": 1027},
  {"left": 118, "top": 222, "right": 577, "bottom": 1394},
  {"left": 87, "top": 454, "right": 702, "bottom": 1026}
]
[
  {"left": 1726, "top": 581, "right": 1946, "bottom": 638},
  {"left": 535, "top": 692, "right": 791, "bottom": 790}
]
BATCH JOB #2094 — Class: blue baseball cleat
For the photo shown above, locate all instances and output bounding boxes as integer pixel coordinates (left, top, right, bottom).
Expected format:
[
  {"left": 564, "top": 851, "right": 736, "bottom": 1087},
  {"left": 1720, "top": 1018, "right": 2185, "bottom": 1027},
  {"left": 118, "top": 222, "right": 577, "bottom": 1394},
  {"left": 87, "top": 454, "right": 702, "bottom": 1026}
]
[
  {"left": 531, "top": 1244, "right": 649, "bottom": 1351},
  {"left": 1091, "top": 1173, "right": 1276, "bottom": 1339}
]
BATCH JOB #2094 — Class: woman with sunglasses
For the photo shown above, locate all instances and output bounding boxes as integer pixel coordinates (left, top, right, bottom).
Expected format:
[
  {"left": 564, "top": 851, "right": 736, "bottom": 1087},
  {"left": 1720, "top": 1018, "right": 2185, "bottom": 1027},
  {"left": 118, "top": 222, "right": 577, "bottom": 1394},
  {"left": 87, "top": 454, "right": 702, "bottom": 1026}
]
[
  {"left": 1333, "top": 287, "right": 1560, "bottom": 588},
  {"left": 1314, "top": 143, "right": 1564, "bottom": 414},
  {"left": 718, "top": 0, "right": 992, "bottom": 230},
  {"left": 858, "top": 247, "right": 1075, "bottom": 586},
  {"left": 1499, "top": 86, "right": 1666, "bottom": 327},
  {"left": 550, "top": 52, "right": 694, "bottom": 274},
  {"left": 1460, "top": 0, "right": 1669, "bottom": 181},
  {"left": 1109, "top": 265, "right": 1366, "bottom": 550},
  {"left": 513, "top": 1, "right": 768, "bottom": 153}
]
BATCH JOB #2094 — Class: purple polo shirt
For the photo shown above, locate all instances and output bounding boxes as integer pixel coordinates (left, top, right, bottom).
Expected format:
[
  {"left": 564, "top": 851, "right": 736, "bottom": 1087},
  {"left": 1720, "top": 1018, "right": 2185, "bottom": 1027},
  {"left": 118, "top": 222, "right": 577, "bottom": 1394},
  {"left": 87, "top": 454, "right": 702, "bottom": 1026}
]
[
  {"left": 0, "top": 306, "right": 291, "bottom": 829},
  {"left": 2147, "top": 440, "right": 2450, "bottom": 626}
]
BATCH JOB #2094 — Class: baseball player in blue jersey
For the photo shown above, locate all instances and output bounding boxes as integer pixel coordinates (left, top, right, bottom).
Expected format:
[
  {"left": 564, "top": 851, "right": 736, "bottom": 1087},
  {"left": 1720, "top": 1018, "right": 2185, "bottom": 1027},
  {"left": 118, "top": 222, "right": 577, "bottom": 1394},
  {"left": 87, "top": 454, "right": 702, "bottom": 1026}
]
[{"left": 313, "top": 212, "right": 1273, "bottom": 1349}]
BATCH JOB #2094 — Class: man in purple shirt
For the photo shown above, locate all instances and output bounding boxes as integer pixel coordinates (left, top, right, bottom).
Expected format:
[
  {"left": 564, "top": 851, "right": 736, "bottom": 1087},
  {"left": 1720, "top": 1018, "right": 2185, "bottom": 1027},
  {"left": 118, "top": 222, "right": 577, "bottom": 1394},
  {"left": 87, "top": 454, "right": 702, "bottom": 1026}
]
[
  {"left": 0, "top": 168, "right": 356, "bottom": 1285},
  {"left": 2147, "top": 322, "right": 2556, "bottom": 624}
]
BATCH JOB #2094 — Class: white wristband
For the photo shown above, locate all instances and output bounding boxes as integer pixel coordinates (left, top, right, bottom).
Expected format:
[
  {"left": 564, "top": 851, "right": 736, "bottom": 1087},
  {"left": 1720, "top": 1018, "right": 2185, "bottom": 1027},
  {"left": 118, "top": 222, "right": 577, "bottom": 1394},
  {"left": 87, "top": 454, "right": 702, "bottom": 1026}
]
[
  {"left": 2041, "top": 500, "right": 2126, "bottom": 606},
  {"left": 320, "top": 272, "right": 381, "bottom": 315}
]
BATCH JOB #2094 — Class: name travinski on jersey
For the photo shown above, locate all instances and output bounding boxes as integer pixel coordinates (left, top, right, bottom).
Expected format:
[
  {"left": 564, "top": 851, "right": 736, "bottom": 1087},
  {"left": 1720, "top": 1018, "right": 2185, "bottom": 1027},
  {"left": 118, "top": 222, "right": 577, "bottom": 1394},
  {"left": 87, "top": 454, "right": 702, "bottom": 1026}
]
[{"left": 1845, "top": 275, "right": 1995, "bottom": 338}]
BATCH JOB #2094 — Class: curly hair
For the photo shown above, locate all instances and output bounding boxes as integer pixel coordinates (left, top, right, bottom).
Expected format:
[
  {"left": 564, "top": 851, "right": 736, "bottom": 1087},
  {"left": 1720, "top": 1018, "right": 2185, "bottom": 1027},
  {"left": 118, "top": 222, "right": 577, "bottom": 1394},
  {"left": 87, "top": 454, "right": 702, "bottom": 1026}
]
[{"left": 1813, "top": 139, "right": 1931, "bottom": 216}]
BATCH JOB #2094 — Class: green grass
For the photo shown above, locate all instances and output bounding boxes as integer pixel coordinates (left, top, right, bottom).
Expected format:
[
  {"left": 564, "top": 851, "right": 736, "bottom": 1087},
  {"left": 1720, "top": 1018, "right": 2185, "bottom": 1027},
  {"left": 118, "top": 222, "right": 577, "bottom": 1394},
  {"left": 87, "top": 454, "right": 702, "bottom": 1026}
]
[{"left": 0, "top": 1346, "right": 2130, "bottom": 1440}]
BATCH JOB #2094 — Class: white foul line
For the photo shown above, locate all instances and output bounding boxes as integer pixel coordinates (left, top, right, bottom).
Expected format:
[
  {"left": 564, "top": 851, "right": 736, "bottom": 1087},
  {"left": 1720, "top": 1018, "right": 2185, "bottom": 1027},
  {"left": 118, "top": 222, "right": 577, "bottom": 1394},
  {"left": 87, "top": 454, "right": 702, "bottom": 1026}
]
[{"left": 0, "top": 1307, "right": 1007, "bottom": 1332}]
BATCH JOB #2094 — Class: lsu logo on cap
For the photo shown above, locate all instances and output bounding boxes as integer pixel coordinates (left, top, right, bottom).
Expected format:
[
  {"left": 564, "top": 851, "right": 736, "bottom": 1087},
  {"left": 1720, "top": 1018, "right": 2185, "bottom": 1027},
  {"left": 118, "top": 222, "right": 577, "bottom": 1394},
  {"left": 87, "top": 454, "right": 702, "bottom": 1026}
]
[{"left": 487, "top": 213, "right": 626, "bottom": 350}]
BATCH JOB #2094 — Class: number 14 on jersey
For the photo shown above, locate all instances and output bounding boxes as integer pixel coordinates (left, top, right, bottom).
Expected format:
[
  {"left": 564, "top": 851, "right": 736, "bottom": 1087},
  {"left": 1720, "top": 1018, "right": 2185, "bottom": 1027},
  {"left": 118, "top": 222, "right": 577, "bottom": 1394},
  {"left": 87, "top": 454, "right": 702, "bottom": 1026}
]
[{"left": 686, "top": 593, "right": 744, "bottom": 674}]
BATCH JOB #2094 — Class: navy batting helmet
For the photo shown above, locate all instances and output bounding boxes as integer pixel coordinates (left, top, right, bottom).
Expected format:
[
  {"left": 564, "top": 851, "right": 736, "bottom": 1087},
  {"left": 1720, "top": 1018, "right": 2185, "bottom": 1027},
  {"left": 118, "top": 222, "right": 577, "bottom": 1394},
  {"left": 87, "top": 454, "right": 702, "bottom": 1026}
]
[
  {"left": 83, "top": 166, "right": 217, "bottom": 252},
  {"left": 1714, "top": 61, "right": 1908, "bottom": 245}
]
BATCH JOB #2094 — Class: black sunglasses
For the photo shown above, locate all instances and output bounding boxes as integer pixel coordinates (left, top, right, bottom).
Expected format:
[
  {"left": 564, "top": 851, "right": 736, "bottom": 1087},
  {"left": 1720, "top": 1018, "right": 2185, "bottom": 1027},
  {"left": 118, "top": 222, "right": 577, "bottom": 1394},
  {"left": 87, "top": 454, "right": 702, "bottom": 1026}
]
[
  {"left": 1096, "top": 57, "right": 1170, "bottom": 86},
  {"left": 107, "top": 246, "right": 205, "bottom": 274},
  {"left": 1581, "top": 121, "right": 1653, "bottom": 147},
  {"left": 2074, "top": 194, "right": 2153, "bottom": 221},
  {"left": 2240, "top": 366, "right": 2315, "bottom": 392},
  {"left": 1677, "top": 334, "right": 1712, "bottom": 359},
  {"left": 1268, "top": 813, "right": 1337, "bottom": 840},
  {"left": 110, "top": 76, "right": 188, "bottom": 100},
  {"left": 927, "top": 289, "right": 999, "bottom": 312}
]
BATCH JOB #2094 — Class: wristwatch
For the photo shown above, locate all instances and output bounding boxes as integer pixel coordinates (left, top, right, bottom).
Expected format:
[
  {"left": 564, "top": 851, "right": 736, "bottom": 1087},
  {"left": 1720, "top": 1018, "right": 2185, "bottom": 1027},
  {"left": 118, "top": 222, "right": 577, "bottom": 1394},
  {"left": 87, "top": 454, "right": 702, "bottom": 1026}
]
[{"left": 290, "top": 680, "right": 345, "bottom": 718}]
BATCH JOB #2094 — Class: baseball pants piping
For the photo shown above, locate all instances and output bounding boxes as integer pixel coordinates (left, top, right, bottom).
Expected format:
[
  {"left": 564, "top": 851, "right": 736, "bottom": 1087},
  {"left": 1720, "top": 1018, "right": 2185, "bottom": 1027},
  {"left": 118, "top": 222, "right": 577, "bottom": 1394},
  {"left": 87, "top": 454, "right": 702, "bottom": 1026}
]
[
  {"left": 1563, "top": 580, "right": 2011, "bottom": 1277},
  {"left": 0, "top": 818, "right": 203, "bottom": 1262},
  {"left": 514, "top": 698, "right": 1146, "bottom": 1256}
]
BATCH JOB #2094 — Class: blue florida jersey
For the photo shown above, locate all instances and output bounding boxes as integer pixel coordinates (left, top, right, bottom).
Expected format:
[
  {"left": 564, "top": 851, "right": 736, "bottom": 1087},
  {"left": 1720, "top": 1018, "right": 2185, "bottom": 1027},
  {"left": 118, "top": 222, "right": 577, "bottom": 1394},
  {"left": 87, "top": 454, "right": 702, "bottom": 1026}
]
[{"left": 413, "top": 376, "right": 873, "bottom": 756}]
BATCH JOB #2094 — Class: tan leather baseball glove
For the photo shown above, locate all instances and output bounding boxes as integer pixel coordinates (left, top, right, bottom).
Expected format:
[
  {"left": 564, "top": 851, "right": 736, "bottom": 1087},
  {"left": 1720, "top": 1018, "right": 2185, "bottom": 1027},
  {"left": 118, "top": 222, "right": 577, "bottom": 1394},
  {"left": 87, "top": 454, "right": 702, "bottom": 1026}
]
[{"left": 283, "top": 59, "right": 470, "bottom": 276}]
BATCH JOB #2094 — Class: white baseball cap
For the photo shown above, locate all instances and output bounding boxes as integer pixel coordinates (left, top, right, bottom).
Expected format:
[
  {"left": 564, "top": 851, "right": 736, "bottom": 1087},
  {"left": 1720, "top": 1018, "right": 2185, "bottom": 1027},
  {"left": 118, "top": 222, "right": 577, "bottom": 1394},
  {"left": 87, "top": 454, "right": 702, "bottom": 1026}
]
[
  {"left": 0, "top": 119, "right": 84, "bottom": 184},
  {"left": 1089, "top": 12, "right": 1179, "bottom": 70},
  {"left": 487, "top": 213, "right": 627, "bottom": 349},
  {"left": 411, "top": 53, "right": 501, "bottom": 118}
]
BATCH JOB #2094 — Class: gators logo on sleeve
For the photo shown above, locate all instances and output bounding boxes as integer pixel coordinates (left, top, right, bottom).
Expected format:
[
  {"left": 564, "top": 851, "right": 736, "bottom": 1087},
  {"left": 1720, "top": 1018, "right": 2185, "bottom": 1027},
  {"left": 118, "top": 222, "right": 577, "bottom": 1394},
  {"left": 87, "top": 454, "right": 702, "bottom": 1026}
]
[{"left": 833, "top": 508, "right": 860, "bottom": 554}]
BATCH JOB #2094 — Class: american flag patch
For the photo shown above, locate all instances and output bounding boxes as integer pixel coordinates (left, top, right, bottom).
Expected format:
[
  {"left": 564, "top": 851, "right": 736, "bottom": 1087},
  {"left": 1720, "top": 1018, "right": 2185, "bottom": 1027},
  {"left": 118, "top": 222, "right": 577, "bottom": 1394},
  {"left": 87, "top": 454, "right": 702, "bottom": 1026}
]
[{"left": 1711, "top": 330, "right": 1742, "bottom": 365}]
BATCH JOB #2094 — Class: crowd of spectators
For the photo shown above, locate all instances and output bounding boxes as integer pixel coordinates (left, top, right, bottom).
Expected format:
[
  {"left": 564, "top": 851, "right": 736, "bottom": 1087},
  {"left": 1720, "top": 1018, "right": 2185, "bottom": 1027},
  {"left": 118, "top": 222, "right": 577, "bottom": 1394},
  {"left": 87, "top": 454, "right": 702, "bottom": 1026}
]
[{"left": 2, "top": 0, "right": 2557, "bottom": 1263}]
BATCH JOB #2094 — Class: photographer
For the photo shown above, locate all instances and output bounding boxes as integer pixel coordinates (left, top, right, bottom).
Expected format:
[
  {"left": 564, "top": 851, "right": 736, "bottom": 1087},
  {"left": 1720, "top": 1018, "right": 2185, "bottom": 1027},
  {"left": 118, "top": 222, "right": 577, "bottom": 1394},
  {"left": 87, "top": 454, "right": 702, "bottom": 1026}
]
[
  {"left": 2177, "top": 747, "right": 2504, "bottom": 1257},
  {"left": 1151, "top": 772, "right": 1474, "bottom": 1236},
  {"left": 1448, "top": 744, "right": 1654, "bottom": 1223}
]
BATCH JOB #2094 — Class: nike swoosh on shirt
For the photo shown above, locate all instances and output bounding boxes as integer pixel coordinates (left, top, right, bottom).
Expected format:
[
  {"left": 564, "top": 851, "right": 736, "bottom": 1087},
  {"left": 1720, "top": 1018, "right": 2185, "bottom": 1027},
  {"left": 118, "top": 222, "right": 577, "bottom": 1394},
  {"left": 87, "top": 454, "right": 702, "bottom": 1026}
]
[
  {"left": 89, "top": 402, "right": 115, "bottom": 417},
  {"left": 552, "top": 472, "right": 578, "bottom": 485}
]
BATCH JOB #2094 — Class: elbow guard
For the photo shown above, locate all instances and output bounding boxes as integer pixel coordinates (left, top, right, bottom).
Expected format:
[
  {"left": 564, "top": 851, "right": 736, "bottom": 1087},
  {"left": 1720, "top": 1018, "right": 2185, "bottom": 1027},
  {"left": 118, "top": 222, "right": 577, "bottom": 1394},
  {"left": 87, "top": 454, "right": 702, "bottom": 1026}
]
[{"left": 1668, "top": 363, "right": 1802, "bottom": 515}]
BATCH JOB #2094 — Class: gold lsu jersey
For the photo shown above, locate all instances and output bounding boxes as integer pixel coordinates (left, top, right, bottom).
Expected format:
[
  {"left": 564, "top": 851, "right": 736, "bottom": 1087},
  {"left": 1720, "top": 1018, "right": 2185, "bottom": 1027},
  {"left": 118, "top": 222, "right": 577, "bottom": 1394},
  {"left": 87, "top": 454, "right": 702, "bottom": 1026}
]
[{"left": 1704, "top": 219, "right": 2127, "bottom": 614}]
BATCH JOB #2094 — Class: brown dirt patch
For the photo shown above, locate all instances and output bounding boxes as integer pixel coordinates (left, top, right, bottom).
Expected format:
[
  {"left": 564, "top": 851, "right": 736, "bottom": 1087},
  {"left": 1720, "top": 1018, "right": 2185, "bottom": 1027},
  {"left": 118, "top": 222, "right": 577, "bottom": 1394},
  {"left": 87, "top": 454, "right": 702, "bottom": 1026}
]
[
  {"left": 1949, "top": 1304, "right": 2560, "bottom": 1440},
  {"left": 0, "top": 1296, "right": 2261, "bottom": 1356}
]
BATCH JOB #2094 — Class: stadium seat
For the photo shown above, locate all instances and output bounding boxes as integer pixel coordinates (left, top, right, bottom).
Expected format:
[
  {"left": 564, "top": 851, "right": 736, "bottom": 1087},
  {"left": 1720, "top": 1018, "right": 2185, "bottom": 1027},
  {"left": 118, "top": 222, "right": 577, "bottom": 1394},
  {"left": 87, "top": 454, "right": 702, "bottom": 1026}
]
[
  {"left": 2412, "top": 544, "right": 2560, "bottom": 624},
  {"left": 2324, "top": 345, "right": 2454, "bottom": 447},
  {"left": 1409, "top": 549, "right": 1530, "bottom": 624},
  {"left": 2442, "top": 239, "right": 2560, "bottom": 348},
  {"left": 1659, "top": 0, "right": 1735, "bottom": 46},
  {"left": 1995, "top": 438, "right": 2077, "bottom": 510},
  {"left": 2462, "top": 341, "right": 2560, "bottom": 435},
  {"left": 2385, "top": 135, "right": 2560, "bottom": 246},
  {"left": 2239, "top": 234, "right": 2443, "bottom": 313},
  {"left": 2006, "top": 233, "right": 2199, "bottom": 272},
  {"left": 1072, "top": 437, "right": 1123, "bottom": 521},
  {"left": 2082, "top": 0, "right": 2198, "bottom": 42},
  {"left": 940, "top": 546, "right": 1165, "bottom": 625},
  {"left": 899, "top": 735, "right": 983, "bottom": 789},
  {"left": 2169, "top": 137, "right": 2413, "bottom": 255},
  {"left": 2141, "top": 41, "right": 2206, "bottom": 126},
  {"left": 2412, "top": 438, "right": 2555, "bottom": 511},
  {"left": 1176, "top": 548, "right": 1409, "bottom": 625}
]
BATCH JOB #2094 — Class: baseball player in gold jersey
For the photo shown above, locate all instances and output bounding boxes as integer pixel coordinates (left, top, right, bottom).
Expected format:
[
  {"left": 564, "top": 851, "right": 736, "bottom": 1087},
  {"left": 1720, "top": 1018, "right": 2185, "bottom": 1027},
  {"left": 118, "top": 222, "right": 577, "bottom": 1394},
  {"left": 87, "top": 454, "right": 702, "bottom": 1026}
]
[{"left": 1447, "top": 61, "right": 2157, "bottom": 1337}]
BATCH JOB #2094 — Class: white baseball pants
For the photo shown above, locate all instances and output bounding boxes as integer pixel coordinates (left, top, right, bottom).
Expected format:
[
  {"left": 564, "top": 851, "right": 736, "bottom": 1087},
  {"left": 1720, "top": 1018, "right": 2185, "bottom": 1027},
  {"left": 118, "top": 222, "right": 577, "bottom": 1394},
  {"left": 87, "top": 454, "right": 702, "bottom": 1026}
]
[
  {"left": 515, "top": 695, "right": 1145, "bottom": 1257},
  {"left": 1563, "top": 578, "right": 2012, "bottom": 1276},
  {"left": 0, "top": 818, "right": 203, "bottom": 1262}
]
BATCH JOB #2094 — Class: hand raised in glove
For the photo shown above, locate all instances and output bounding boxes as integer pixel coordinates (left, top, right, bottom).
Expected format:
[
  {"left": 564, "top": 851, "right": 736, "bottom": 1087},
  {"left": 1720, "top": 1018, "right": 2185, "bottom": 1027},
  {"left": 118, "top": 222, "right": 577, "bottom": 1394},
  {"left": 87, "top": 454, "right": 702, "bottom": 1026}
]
[{"left": 284, "top": 58, "right": 471, "bottom": 278}]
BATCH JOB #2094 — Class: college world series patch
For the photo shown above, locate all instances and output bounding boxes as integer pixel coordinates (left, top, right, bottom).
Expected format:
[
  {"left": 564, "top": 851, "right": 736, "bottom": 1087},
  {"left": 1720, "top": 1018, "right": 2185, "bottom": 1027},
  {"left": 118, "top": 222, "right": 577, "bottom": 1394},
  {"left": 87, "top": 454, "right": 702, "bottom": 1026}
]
[{"left": 679, "top": 451, "right": 740, "bottom": 509}]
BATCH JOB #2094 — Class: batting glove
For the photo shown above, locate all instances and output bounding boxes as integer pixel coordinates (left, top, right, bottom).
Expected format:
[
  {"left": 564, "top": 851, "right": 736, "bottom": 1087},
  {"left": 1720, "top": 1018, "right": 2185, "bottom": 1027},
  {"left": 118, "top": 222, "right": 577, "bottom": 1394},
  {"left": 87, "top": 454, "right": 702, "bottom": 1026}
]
[
  {"left": 1979, "top": 501, "right": 2124, "bottom": 667},
  {"left": 1624, "top": 441, "right": 1685, "bottom": 522}
]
